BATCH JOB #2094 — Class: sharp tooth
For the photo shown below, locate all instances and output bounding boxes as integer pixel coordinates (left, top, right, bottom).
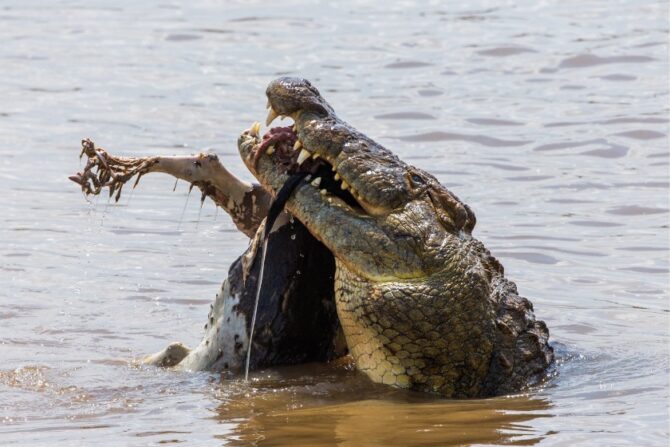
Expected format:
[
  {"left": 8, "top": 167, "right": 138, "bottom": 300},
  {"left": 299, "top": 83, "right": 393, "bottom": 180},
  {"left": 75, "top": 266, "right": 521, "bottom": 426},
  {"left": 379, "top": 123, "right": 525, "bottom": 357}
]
[
  {"left": 292, "top": 124, "right": 297, "bottom": 132},
  {"left": 310, "top": 177, "right": 322, "bottom": 187},
  {"left": 294, "top": 140, "right": 302, "bottom": 150},
  {"left": 297, "top": 149, "right": 311, "bottom": 165},
  {"left": 266, "top": 145, "right": 275, "bottom": 155},
  {"left": 334, "top": 173, "right": 340, "bottom": 180},
  {"left": 266, "top": 107, "right": 279, "bottom": 126},
  {"left": 320, "top": 189, "right": 327, "bottom": 195},
  {"left": 332, "top": 165, "right": 337, "bottom": 172},
  {"left": 250, "top": 121, "right": 261, "bottom": 137},
  {"left": 266, "top": 99, "right": 271, "bottom": 109},
  {"left": 312, "top": 153, "right": 320, "bottom": 160},
  {"left": 341, "top": 181, "right": 349, "bottom": 190}
]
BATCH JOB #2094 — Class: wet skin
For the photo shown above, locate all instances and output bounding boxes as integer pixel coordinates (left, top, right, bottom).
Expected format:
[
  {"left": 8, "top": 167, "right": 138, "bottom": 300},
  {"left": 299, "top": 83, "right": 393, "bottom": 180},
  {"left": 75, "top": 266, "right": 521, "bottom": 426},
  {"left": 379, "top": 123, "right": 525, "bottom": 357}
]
[
  {"left": 129, "top": 78, "right": 552, "bottom": 397},
  {"left": 237, "top": 77, "right": 554, "bottom": 397}
]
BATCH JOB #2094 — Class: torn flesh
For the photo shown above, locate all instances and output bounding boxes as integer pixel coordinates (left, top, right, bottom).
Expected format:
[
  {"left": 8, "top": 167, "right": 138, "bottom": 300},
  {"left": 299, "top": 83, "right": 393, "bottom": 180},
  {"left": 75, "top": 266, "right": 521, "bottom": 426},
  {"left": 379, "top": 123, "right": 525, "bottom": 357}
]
[
  {"left": 70, "top": 138, "right": 271, "bottom": 238},
  {"left": 71, "top": 135, "right": 345, "bottom": 374}
]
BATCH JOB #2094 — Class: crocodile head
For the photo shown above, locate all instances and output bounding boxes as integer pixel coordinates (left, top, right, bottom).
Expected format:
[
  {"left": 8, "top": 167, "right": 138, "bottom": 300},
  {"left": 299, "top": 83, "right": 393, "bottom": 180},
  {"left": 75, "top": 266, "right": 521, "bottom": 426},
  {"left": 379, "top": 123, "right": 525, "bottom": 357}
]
[
  {"left": 238, "top": 77, "right": 552, "bottom": 397},
  {"left": 242, "top": 77, "right": 476, "bottom": 281}
]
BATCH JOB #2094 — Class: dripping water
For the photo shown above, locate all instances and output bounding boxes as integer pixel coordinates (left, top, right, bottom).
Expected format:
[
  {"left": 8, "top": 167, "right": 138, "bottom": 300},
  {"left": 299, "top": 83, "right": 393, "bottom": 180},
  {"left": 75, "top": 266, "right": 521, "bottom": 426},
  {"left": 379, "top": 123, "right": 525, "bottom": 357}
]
[
  {"left": 244, "top": 172, "right": 309, "bottom": 381},
  {"left": 195, "top": 201, "right": 203, "bottom": 230},
  {"left": 125, "top": 187, "right": 135, "bottom": 209},
  {"left": 244, "top": 236, "right": 269, "bottom": 382},
  {"left": 100, "top": 195, "right": 112, "bottom": 227},
  {"left": 177, "top": 185, "right": 192, "bottom": 231}
]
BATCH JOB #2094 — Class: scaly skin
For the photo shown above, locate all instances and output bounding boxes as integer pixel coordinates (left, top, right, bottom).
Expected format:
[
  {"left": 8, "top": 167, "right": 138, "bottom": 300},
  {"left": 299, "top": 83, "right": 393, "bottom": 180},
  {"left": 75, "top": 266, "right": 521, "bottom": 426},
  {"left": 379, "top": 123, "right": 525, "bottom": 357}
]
[
  {"left": 238, "top": 77, "right": 553, "bottom": 397},
  {"left": 75, "top": 79, "right": 552, "bottom": 397}
]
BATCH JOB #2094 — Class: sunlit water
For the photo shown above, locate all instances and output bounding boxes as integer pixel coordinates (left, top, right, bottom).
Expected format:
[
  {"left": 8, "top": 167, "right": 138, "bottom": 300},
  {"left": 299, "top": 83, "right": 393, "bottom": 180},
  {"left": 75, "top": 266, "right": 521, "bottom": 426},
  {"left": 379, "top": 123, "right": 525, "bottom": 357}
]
[{"left": 1, "top": 1, "right": 668, "bottom": 445}]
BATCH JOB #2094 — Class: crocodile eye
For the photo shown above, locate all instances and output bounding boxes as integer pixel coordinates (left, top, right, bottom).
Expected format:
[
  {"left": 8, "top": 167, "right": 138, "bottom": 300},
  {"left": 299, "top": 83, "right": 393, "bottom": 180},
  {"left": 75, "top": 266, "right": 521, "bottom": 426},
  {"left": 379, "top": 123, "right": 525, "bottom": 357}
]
[{"left": 406, "top": 170, "right": 428, "bottom": 192}]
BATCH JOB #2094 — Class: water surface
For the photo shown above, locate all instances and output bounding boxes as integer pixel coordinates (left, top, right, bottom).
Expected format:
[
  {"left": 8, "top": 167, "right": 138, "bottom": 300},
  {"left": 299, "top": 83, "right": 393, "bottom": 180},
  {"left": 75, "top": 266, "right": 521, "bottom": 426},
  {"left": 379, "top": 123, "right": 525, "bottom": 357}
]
[{"left": 1, "top": 1, "right": 668, "bottom": 445}]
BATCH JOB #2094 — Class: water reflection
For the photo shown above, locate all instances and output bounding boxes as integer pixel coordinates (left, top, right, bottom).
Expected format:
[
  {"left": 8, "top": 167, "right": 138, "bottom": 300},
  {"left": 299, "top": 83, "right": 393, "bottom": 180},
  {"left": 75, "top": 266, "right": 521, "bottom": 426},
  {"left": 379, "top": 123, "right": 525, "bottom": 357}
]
[{"left": 213, "top": 364, "right": 552, "bottom": 446}]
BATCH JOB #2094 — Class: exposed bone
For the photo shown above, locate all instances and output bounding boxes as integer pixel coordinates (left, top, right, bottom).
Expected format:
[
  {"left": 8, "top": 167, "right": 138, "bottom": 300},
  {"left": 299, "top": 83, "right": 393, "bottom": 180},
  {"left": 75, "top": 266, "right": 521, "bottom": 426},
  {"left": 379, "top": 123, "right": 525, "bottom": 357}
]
[{"left": 70, "top": 139, "right": 272, "bottom": 238}]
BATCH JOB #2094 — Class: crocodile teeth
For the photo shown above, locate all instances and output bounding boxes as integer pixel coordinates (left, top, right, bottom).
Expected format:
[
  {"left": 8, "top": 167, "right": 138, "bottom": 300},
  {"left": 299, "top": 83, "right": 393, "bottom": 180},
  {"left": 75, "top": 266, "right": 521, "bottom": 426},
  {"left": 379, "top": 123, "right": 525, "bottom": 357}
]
[
  {"left": 334, "top": 173, "right": 340, "bottom": 181},
  {"left": 266, "top": 145, "right": 275, "bottom": 155},
  {"left": 310, "top": 177, "right": 322, "bottom": 187},
  {"left": 294, "top": 140, "right": 302, "bottom": 150},
  {"left": 250, "top": 121, "right": 261, "bottom": 137},
  {"left": 312, "top": 153, "right": 320, "bottom": 160},
  {"left": 292, "top": 124, "right": 297, "bottom": 132},
  {"left": 341, "top": 181, "right": 349, "bottom": 191},
  {"left": 320, "top": 189, "right": 327, "bottom": 195},
  {"left": 297, "top": 149, "right": 311, "bottom": 165},
  {"left": 266, "top": 107, "right": 279, "bottom": 126},
  {"left": 266, "top": 99, "right": 271, "bottom": 109}
]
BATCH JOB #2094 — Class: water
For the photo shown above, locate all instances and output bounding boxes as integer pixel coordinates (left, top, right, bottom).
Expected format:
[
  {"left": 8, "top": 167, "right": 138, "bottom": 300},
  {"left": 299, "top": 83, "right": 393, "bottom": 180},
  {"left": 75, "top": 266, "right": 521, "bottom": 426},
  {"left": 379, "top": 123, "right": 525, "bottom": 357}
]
[{"left": 0, "top": 0, "right": 668, "bottom": 445}]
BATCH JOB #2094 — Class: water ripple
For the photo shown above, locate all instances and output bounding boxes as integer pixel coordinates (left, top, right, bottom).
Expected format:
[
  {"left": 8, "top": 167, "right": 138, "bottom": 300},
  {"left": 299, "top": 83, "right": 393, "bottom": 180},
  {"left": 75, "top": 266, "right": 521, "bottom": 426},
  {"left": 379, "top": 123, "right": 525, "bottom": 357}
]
[
  {"left": 558, "top": 54, "right": 655, "bottom": 69},
  {"left": 398, "top": 131, "right": 530, "bottom": 147}
]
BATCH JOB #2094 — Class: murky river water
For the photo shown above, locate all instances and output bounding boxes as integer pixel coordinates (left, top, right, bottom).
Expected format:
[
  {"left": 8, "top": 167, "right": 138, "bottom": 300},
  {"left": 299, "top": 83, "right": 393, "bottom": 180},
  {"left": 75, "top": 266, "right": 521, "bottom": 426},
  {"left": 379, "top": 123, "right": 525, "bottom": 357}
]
[{"left": 1, "top": 1, "right": 668, "bottom": 445}]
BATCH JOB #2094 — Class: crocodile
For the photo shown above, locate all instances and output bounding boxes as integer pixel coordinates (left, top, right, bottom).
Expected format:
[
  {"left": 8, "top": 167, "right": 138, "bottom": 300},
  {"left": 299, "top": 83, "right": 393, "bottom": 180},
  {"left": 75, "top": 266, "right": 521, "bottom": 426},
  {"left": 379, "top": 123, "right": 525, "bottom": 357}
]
[
  {"left": 231, "top": 77, "right": 554, "bottom": 397},
  {"left": 72, "top": 78, "right": 553, "bottom": 397}
]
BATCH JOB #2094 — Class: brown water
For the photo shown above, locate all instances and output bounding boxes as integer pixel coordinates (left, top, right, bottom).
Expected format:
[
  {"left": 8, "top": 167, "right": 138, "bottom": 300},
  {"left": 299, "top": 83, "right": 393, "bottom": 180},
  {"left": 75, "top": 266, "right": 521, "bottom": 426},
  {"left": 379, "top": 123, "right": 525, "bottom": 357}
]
[{"left": 1, "top": 1, "right": 669, "bottom": 445}]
